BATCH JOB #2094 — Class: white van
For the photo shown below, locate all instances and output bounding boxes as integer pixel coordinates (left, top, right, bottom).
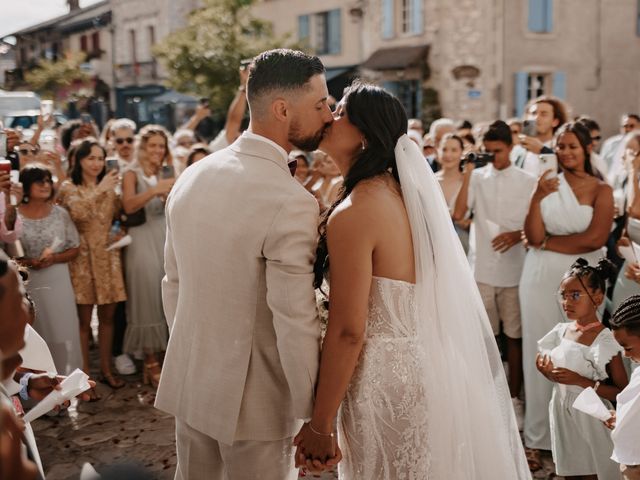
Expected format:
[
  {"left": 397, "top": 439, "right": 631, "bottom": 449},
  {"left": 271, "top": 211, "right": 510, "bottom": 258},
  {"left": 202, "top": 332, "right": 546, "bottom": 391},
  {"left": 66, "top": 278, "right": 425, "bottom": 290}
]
[{"left": 0, "top": 91, "right": 41, "bottom": 125}]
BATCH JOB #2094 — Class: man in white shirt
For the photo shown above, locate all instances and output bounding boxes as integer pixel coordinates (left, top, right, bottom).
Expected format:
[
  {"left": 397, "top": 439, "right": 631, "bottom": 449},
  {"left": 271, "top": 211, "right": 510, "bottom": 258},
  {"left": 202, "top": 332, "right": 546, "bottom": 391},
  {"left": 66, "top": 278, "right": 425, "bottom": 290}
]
[
  {"left": 454, "top": 120, "right": 537, "bottom": 429},
  {"left": 518, "top": 96, "right": 569, "bottom": 177}
]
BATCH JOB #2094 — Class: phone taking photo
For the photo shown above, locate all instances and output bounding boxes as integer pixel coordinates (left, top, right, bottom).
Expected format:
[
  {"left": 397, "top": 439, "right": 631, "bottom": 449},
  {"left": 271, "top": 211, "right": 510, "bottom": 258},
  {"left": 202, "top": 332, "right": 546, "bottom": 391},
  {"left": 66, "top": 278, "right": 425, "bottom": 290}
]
[
  {"left": 81, "top": 113, "right": 92, "bottom": 124},
  {"left": 161, "top": 164, "right": 175, "bottom": 179},
  {"left": 539, "top": 153, "right": 558, "bottom": 178},
  {"left": 522, "top": 119, "right": 537, "bottom": 138},
  {"left": 105, "top": 158, "right": 120, "bottom": 174}
]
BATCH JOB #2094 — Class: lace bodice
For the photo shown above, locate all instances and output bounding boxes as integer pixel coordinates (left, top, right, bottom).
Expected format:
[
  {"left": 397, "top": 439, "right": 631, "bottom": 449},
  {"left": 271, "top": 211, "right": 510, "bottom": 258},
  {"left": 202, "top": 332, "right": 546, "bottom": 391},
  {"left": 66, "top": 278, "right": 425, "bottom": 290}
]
[{"left": 339, "top": 276, "right": 430, "bottom": 479}]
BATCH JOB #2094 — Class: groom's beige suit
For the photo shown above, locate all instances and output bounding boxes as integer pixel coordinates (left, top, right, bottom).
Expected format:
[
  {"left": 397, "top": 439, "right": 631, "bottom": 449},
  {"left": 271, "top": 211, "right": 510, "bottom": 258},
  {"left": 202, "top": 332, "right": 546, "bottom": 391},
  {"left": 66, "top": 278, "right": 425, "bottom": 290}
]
[{"left": 155, "top": 132, "right": 321, "bottom": 479}]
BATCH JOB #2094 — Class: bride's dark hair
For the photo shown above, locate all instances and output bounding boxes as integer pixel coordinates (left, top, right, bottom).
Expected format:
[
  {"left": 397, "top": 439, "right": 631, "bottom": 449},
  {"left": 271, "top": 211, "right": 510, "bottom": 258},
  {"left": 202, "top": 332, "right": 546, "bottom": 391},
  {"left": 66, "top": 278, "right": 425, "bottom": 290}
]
[{"left": 313, "top": 82, "right": 408, "bottom": 288}]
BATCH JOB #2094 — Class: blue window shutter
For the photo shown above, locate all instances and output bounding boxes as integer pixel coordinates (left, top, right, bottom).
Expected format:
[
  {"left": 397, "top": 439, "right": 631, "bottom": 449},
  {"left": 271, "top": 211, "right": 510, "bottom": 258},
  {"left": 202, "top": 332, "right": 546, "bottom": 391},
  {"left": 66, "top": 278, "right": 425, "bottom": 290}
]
[
  {"left": 328, "top": 9, "right": 341, "bottom": 54},
  {"left": 298, "top": 15, "right": 310, "bottom": 42},
  {"left": 544, "top": 0, "right": 553, "bottom": 32},
  {"left": 383, "top": 81, "right": 399, "bottom": 96},
  {"left": 514, "top": 71, "right": 528, "bottom": 117},
  {"left": 382, "top": 0, "right": 394, "bottom": 39},
  {"left": 411, "top": 0, "right": 423, "bottom": 35},
  {"left": 552, "top": 71, "right": 566, "bottom": 99},
  {"left": 637, "top": 0, "right": 640, "bottom": 36},
  {"left": 528, "top": 0, "right": 546, "bottom": 32}
]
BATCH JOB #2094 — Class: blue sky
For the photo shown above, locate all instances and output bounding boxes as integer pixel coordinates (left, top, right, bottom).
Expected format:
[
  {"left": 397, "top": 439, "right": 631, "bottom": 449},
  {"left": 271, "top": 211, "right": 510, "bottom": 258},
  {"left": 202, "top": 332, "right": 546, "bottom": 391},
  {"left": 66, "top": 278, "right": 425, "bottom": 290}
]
[{"left": 0, "top": 0, "right": 103, "bottom": 39}]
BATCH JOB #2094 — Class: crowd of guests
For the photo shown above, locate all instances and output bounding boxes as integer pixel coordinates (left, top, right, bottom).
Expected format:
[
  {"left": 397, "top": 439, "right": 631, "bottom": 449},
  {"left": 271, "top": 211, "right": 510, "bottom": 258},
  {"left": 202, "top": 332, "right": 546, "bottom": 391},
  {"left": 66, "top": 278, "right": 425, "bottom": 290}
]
[{"left": 1, "top": 82, "right": 640, "bottom": 478}]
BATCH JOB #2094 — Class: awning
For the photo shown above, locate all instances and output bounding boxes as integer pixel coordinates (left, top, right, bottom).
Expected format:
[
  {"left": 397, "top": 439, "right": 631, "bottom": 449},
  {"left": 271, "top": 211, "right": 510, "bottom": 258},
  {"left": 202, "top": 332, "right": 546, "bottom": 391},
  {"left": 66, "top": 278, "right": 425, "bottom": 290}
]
[{"left": 360, "top": 45, "right": 429, "bottom": 71}]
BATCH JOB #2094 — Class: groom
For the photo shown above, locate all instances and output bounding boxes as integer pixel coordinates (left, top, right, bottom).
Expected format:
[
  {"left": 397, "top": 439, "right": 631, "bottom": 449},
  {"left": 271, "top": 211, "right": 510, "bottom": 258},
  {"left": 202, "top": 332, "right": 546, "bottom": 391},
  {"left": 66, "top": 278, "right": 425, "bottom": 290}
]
[{"left": 155, "top": 49, "right": 334, "bottom": 479}]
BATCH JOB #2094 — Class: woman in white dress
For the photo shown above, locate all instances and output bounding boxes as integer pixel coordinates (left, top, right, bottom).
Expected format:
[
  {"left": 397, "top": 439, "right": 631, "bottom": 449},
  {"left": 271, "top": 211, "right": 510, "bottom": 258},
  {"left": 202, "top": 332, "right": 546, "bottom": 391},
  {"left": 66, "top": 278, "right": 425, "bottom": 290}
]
[
  {"left": 520, "top": 122, "right": 614, "bottom": 469},
  {"left": 294, "top": 83, "right": 529, "bottom": 479}
]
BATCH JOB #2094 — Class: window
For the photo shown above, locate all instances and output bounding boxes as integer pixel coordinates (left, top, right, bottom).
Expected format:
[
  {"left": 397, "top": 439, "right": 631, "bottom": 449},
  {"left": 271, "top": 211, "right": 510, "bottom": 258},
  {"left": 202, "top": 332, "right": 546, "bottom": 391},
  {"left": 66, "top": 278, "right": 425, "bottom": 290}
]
[
  {"left": 129, "top": 29, "right": 137, "bottom": 64},
  {"left": 514, "top": 71, "right": 566, "bottom": 116},
  {"left": 637, "top": 0, "right": 640, "bottom": 36},
  {"left": 298, "top": 9, "right": 341, "bottom": 55},
  {"left": 528, "top": 0, "right": 553, "bottom": 33},
  {"left": 80, "top": 34, "right": 88, "bottom": 52},
  {"left": 401, "top": 0, "right": 412, "bottom": 34},
  {"left": 148, "top": 26, "right": 155, "bottom": 52},
  {"left": 91, "top": 32, "right": 100, "bottom": 52}
]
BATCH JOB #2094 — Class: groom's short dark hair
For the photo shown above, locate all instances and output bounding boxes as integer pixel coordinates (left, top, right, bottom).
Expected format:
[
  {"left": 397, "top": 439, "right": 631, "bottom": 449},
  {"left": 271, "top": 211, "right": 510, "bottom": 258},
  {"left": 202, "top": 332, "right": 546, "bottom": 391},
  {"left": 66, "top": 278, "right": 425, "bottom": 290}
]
[{"left": 247, "top": 49, "right": 325, "bottom": 117}]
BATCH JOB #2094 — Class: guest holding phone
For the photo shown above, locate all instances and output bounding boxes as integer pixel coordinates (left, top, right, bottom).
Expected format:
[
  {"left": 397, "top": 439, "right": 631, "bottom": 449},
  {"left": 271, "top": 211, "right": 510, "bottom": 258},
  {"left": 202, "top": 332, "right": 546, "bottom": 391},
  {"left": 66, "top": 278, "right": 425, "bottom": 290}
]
[
  {"left": 57, "top": 139, "right": 127, "bottom": 397},
  {"left": 122, "top": 125, "right": 174, "bottom": 387}
]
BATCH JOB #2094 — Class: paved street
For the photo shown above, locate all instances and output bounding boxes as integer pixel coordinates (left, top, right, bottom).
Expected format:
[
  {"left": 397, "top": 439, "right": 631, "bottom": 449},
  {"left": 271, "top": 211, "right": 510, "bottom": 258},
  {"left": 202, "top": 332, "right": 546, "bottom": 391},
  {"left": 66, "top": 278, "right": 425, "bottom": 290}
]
[{"left": 33, "top": 362, "right": 556, "bottom": 479}]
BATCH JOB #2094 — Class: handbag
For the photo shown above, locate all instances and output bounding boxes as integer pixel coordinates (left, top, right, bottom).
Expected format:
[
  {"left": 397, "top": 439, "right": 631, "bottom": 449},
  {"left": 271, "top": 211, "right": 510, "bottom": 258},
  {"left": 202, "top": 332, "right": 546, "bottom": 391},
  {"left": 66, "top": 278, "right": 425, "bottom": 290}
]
[{"left": 120, "top": 175, "right": 146, "bottom": 227}]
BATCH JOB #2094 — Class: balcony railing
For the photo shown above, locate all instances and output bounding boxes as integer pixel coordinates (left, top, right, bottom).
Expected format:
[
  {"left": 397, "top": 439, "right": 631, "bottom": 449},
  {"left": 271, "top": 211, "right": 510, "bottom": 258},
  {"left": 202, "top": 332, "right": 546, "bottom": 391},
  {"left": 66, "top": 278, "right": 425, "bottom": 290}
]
[{"left": 115, "top": 61, "right": 158, "bottom": 85}]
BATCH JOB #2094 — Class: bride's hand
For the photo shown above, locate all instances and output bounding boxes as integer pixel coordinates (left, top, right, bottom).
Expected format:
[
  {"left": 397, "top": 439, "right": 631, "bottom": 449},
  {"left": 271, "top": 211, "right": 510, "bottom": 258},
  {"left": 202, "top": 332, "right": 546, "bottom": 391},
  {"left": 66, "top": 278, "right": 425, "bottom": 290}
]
[{"left": 293, "top": 422, "right": 340, "bottom": 470}]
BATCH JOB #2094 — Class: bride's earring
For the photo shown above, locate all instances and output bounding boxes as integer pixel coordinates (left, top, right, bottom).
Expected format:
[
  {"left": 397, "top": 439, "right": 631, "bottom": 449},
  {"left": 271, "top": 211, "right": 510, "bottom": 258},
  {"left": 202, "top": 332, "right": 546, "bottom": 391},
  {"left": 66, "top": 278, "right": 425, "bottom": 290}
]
[{"left": 361, "top": 139, "right": 366, "bottom": 151}]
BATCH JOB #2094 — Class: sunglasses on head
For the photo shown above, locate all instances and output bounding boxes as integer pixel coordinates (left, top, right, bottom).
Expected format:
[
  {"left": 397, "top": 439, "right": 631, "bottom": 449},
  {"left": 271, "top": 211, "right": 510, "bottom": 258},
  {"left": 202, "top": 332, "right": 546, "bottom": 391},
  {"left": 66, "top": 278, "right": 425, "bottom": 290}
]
[{"left": 115, "top": 137, "right": 134, "bottom": 145}]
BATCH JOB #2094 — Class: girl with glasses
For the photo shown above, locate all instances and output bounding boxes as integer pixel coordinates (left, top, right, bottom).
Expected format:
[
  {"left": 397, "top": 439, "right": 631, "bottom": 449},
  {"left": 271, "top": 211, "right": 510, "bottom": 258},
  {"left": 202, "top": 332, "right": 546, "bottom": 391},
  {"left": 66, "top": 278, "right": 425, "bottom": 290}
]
[{"left": 537, "top": 258, "right": 628, "bottom": 479}]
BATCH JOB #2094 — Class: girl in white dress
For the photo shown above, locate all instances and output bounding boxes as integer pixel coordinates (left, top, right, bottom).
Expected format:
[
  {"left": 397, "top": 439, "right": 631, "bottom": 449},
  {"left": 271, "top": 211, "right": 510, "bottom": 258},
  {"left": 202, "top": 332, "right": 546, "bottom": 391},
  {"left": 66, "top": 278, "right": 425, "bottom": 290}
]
[
  {"left": 521, "top": 122, "right": 615, "bottom": 468},
  {"left": 537, "top": 258, "right": 628, "bottom": 479},
  {"left": 608, "top": 295, "right": 640, "bottom": 479}
]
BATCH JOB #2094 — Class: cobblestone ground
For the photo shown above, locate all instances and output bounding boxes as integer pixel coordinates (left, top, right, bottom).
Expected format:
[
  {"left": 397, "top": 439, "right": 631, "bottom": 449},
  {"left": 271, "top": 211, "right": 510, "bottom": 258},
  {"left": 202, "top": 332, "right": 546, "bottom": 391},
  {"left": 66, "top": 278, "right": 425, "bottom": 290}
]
[{"left": 33, "top": 362, "right": 556, "bottom": 480}]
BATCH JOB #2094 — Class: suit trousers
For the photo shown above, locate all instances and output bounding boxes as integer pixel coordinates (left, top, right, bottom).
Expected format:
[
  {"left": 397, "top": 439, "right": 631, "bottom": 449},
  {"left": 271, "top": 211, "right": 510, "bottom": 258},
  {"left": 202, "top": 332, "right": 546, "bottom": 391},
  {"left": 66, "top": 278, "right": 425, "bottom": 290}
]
[{"left": 174, "top": 418, "right": 298, "bottom": 480}]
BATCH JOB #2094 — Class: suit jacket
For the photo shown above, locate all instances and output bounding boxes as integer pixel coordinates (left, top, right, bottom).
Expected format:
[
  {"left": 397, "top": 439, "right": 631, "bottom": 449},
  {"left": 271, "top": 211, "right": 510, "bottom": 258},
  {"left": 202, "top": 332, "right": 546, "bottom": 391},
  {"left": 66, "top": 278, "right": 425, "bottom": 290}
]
[{"left": 155, "top": 134, "right": 321, "bottom": 445}]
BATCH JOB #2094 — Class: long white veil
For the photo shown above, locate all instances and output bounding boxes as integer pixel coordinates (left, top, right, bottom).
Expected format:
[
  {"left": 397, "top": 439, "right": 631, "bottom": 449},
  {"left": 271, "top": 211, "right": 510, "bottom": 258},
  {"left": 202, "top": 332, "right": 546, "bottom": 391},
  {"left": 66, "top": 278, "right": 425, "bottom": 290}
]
[{"left": 395, "top": 134, "right": 531, "bottom": 479}]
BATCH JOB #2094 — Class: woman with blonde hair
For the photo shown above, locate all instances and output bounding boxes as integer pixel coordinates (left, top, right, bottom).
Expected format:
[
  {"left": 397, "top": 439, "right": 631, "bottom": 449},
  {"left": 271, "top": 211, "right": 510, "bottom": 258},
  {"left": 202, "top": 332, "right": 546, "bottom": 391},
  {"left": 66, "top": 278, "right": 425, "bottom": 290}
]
[{"left": 122, "top": 125, "right": 175, "bottom": 387}]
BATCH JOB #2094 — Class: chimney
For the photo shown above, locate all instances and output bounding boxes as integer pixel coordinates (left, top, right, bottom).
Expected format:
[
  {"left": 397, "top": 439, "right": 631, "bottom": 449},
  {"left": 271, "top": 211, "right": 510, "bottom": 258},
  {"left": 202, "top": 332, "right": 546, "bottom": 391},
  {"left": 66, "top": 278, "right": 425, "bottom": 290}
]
[{"left": 68, "top": 0, "right": 80, "bottom": 11}]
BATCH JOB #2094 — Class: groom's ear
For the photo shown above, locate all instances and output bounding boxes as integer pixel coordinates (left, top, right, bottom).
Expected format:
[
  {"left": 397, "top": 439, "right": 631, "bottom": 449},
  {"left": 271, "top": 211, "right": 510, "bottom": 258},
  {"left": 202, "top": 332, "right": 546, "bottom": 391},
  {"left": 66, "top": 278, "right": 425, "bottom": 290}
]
[{"left": 271, "top": 97, "right": 289, "bottom": 123}]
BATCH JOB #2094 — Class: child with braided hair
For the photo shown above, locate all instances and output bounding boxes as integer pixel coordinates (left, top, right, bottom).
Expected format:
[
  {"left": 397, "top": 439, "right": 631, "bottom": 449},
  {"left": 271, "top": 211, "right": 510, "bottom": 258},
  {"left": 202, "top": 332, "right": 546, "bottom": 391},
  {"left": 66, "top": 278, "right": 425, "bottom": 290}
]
[
  {"left": 537, "top": 258, "right": 629, "bottom": 479},
  {"left": 607, "top": 295, "right": 640, "bottom": 479}
]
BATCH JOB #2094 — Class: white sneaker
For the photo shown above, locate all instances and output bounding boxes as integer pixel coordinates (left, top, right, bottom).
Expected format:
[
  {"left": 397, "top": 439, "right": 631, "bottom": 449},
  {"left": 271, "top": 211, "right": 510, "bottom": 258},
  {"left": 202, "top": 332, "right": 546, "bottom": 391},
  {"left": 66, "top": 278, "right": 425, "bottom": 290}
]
[
  {"left": 114, "top": 354, "right": 136, "bottom": 375},
  {"left": 512, "top": 397, "right": 524, "bottom": 432}
]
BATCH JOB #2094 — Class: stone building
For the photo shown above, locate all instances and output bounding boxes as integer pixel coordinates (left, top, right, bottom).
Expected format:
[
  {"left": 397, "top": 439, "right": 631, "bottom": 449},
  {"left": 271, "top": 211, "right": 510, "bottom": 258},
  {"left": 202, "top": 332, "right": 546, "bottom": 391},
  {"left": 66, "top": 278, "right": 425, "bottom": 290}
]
[{"left": 250, "top": 0, "right": 640, "bottom": 134}]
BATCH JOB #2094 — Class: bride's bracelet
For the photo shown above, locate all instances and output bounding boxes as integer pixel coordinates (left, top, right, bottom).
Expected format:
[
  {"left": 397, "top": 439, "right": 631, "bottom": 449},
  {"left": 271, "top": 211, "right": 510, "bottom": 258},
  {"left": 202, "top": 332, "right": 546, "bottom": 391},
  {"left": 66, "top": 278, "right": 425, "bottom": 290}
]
[{"left": 308, "top": 422, "right": 335, "bottom": 438}]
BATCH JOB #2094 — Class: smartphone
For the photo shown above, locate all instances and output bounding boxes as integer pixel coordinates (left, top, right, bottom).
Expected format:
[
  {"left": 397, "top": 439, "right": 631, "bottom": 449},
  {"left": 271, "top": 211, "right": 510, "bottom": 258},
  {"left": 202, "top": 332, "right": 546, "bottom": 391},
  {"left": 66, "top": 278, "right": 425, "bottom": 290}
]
[
  {"left": 0, "top": 131, "right": 6, "bottom": 158},
  {"left": 105, "top": 158, "right": 120, "bottom": 174},
  {"left": 522, "top": 119, "right": 537, "bottom": 137},
  {"left": 39, "top": 134, "right": 56, "bottom": 153},
  {"left": 41, "top": 100, "right": 54, "bottom": 117},
  {"left": 81, "top": 113, "right": 92, "bottom": 124},
  {"left": 539, "top": 153, "right": 558, "bottom": 178},
  {"left": 161, "top": 164, "right": 175, "bottom": 179}
]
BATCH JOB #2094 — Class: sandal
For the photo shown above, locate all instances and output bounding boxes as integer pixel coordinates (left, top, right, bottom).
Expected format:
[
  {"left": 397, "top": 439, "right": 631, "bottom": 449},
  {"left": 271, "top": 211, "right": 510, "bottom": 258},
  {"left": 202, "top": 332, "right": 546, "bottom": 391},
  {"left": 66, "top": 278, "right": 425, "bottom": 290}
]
[
  {"left": 525, "top": 447, "right": 542, "bottom": 472},
  {"left": 99, "top": 372, "right": 125, "bottom": 389},
  {"left": 143, "top": 361, "right": 162, "bottom": 388}
]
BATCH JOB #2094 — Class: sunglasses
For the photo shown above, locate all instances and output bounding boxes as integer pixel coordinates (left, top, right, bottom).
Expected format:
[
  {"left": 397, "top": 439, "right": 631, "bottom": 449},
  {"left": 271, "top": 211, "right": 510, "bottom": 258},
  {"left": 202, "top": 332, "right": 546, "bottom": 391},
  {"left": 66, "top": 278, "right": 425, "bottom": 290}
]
[
  {"left": 591, "top": 136, "right": 601, "bottom": 141},
  {"left": 115, "top": 137, "right": 134, "bottom": 145},
  {"left": 18, "top": 148, "right": 38, "bottom": 155}
]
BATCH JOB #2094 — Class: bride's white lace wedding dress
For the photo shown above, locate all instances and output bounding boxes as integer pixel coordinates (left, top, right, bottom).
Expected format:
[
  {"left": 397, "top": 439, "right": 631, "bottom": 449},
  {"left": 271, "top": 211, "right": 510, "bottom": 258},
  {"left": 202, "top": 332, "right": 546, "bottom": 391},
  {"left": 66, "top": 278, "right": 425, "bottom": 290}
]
[{"left": 339, "top": 276, "right": 430, "bottom": 479}]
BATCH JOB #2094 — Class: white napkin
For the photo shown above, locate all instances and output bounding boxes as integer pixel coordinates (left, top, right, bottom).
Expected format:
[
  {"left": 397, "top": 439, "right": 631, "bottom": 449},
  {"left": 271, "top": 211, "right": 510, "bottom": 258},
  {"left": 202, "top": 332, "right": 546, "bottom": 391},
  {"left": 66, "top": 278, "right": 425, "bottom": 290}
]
[
  {"left": 106, "top": 234, "right": 132, "bottom": 251},
  {"left": 572, "top": 387, "right": 612, "bottom": 421},
  {"left": 19, "top": 325, "right": 57, "bottom": 373},
  {"left": 619, "top": 241, "right": 640, "bottom": 265},
  {"left": 23, "top": 369, "right": 90, "bottom": 422}
]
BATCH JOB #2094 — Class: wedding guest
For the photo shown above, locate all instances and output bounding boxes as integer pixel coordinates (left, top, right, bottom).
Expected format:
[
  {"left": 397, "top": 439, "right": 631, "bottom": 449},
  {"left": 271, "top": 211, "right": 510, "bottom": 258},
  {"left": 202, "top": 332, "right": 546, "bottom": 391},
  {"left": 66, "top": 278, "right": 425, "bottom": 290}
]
[
  {"left": 100, "top": 119, "right": 116, "bottom": 157},
  {"left": 58, "top": 139, "right": 127, "bottom": 395},
  {"left": 454, "top": 121, "right": 536, "bottom": 430},
  {"left": 17, "top": 164, "right": 82, "bottom": 375},
  {"left": 537, "top": 258, "right": 627, "bottom": 479},
  {"left": 122, "top": 125, "right": 174, "bottom": 387},
  {"left": 608, "top": 296, "right": 640, "bottom": 480},
  {"left": 109, "top": 118, "right": 137, "bottom": 171},
  {"left": 435, "top": 133, "right": 469, "bottom": 251},
  {"left": 613, "top": 135, "right": 640, "bottom": 312},
  {"left": 207, "top": 65, "right": 250, "bottom": 152},
  {"left": 0, "top": 168, "right": 22, "bottom": 247},
  {"left": 186, "top": 144, "right": 211, "bottom": 168},
  {"left": 520, "top": 121, "right": 614, "bottom": 470},
  {"left": 305, "top": 151, "right": 342, "bottom": 211},
  {"left": 289, "top": 150, "right": 309, "bottom": 184},
  {"left": 427, "top": 118, "right": 455, "bottom": 149},
  {"left": 602, "top": 114, "right": 640, "bottom": 178},
  {"left": 577, "top": 116, "right": 608, "bottom": 179},
  {"left": 519, "top": 96, "right": 569, "bottom": 176}
]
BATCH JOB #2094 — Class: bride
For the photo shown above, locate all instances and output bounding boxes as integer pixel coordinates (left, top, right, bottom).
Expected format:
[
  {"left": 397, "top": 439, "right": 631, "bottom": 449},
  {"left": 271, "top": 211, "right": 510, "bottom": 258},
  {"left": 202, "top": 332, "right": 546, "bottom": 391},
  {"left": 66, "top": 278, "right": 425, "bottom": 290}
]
[{"left": 294, "top": 83, "right": 531, "bottom": 479}]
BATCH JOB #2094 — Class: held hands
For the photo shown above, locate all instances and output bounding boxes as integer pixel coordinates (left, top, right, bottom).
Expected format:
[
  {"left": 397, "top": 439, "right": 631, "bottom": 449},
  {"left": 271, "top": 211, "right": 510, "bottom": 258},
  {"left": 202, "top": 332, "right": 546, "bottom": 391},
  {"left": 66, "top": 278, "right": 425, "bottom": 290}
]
[
  {"left": 491, "top": 230, "right": 522, "bottom": 253},
  {"left": 293, "top": 422, "right": 342, "bottom": 473},
  {"left": 533, "top": 170, "right": 560, "bottom": 201},
  {"left": 603, "top": 411, "right": 616, "bottom": 430},
  {"left": 536, "top": 354, "right": 585, "bottom": 385}
]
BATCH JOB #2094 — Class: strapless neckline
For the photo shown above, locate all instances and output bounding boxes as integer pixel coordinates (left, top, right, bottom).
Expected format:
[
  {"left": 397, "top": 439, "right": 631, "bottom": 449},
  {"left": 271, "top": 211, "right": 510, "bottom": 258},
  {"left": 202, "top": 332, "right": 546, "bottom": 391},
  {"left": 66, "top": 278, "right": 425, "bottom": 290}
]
[{"left": 372, "top": 275, "right": 416, "bottom": 287}]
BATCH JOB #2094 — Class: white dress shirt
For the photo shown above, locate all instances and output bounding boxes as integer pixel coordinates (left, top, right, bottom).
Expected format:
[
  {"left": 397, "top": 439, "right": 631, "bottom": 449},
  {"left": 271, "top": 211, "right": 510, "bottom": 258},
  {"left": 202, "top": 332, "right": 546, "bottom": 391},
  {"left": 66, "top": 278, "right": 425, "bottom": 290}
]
[
  {"left": 611, "top": 366, "right": 640, "bottom": 465},
  {"left": 467, "top": 164, "right": 537, "bottom": 287}
]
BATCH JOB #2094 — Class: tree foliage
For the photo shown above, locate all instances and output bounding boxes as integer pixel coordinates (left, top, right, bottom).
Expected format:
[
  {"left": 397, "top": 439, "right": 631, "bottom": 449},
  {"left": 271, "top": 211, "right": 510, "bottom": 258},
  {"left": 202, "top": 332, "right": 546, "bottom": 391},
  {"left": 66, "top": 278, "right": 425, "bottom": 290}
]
[
  {"left": 154, "top": 0, "right": 302, "bottom": 112},
  {"left": 23, "top": 52, "right": 90, "bottom": 100}
]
